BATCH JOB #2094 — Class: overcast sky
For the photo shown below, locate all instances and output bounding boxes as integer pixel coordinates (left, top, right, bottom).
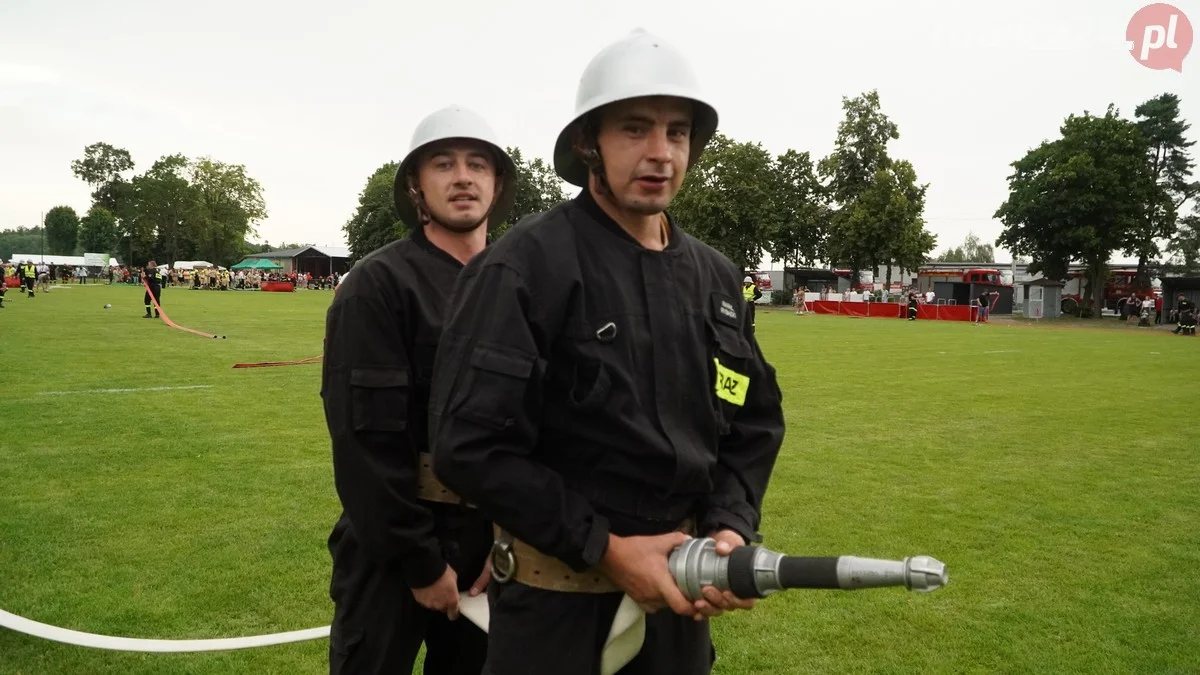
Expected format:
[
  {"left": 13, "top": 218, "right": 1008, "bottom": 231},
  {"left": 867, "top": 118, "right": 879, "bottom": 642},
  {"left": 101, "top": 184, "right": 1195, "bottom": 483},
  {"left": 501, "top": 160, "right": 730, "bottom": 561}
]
[{"left": 2, "top": 0, "right": 1196, "bottom": 265}]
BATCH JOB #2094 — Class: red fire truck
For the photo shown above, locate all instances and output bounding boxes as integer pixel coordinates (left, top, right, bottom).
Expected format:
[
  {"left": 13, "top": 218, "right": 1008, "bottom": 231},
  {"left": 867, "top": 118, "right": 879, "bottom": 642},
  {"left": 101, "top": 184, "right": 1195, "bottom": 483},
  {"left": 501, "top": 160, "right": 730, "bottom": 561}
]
[
  {"left": 1060, "top": 270, "right": 1158, "bottom": 314},
  {"left": 917, "top": 267, "right": 1011, "bottom": 290}
]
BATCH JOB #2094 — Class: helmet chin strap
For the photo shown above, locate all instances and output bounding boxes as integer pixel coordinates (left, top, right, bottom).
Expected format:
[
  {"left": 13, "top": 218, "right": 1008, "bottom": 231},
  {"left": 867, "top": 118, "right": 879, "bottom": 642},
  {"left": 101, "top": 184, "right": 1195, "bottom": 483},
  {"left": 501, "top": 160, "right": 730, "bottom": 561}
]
[
  {"left": 574, "top": 116, "right": 614, "bottom": 199},
  {"left": 406, "top": 172, "right": 504, "bottom": 233}
]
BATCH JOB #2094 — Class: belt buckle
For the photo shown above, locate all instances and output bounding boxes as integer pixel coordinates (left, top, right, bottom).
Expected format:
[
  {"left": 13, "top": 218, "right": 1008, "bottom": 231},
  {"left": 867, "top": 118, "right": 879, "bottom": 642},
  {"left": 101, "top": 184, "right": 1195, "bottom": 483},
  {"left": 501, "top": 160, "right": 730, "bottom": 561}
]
[{"left": 490, "top": 536, "right": 517, "bottom": 583}]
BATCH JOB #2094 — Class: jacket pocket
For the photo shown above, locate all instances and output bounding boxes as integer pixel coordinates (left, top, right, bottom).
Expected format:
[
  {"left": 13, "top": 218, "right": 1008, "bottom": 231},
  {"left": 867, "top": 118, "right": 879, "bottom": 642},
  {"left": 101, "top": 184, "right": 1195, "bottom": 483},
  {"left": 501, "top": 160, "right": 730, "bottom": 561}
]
[
  {"left": 707, "top": 321, "right": 753, "bottom": 433},
  {"left": 350, "top": 367, "right": 410, "bottom": 432},
  {"left": 451, "top": 343, "right": 536, "bottom": 431}
]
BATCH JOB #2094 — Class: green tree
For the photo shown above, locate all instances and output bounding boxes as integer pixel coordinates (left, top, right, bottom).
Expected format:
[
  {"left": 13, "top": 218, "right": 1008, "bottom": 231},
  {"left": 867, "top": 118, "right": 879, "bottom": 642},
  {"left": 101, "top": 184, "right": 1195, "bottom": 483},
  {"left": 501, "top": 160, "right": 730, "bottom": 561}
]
[
  {"left": 132, "top": 154, "right": 201, "bottom": 264},
  {"left": 188, "top": 158, "right": 267, "bottom": 267},
  {"left": 878, "top": 160, "right": 935, "bottom": 285},
  {"left": 79, "top": 206, "right": 119, "bottom": 254},
  {"left": 1167, "top": 208, "right": 1200, "bottom": 274},
  {"left": 672, "top": 133, "right": 777, "bottom": 271},
  {"left": 935, "top": 231, "right": 995, "bottom": 262},
  {"left": 0, "top": 227, "right": 44, "bottom": 262},
  {"left": 767, "top": 149, "right": 828, "bottom": 268},
  {"left": 827, "top": 161, "right": 934, "bottom": 285},
  {"left": 818, "top": 90, "right": 899, "bottom": 205},
  {"left": 1127, "top": 93, "right": 1197, "bottom": 284},
  {"left": 343, "top": 162, "right": 402, "bottom": 261},
  {"left": 71, "top": 142, "right": 135, "bottom": 188},
  {"left": 44, "top": 206, "right": 80, "bottom": 254},
  {"left": 71, "top": 142, "right": 136, "bottom": 224},
  {"left": 818, "top": 90, "right": 930, "bottom": 283},
  {"left": 497, "top": 147, "right": 569, "bottom": 237},
  {"left": 996, "top": 105, "right": 1158, "bottom": 317}
]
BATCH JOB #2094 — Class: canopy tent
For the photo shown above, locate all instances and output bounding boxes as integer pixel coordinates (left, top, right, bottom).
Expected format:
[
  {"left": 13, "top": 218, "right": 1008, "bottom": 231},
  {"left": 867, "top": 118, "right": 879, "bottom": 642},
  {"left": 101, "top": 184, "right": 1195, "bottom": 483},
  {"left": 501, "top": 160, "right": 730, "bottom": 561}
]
[
  {"left": 252, "top": 259, "right": 283, "bottom": 270},
  {"left": 230, "top": 259, "right": 259, "bottom": 270},
  {"left": 172, "top": 260, "right": 215, "bottom": 270}
]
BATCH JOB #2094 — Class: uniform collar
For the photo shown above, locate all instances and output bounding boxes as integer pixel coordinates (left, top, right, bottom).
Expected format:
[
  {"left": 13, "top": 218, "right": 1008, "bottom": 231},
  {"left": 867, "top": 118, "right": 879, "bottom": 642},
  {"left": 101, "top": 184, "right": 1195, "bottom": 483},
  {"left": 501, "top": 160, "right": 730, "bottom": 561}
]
[
  {"left": 410, "top": 223, "right": 473, "bottom": 269},
  {"left": 575, "top": 188, "right": 684, "bottom": 253}
]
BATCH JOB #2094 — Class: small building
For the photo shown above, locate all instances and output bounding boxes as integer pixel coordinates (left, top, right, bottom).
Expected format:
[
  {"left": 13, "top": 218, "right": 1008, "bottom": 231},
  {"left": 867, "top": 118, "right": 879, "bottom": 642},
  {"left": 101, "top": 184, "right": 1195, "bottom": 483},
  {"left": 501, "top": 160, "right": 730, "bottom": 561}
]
[
  {"left": 783, "top": 267, "right": 841, "bottom": 293},
  {"left": 237, "top": 246, "right": 351, "bottom": 277},
  {"left": 1161, "top": 275, "right": 1200, "bottom": 315},
  {"left": 1021, "top": 278, "right": 1065, "bottom": 319}
]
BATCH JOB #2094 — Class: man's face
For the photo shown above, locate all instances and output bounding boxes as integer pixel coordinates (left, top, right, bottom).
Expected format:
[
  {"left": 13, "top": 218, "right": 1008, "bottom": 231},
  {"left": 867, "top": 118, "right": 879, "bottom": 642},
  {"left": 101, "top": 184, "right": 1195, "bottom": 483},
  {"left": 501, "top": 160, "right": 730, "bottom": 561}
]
[
  {"left": 414, "top": 140, "right": 498, "bottom": 233},
  {"left": 591, "top": 96, "right": 693, "bottom": 215}
]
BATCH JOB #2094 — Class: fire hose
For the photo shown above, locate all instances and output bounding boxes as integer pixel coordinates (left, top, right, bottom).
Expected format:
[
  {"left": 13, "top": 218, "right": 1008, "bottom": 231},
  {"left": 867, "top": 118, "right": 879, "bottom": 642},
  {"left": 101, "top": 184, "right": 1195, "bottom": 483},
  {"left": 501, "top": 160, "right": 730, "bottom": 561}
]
[
  {"left": 0, "top": 538, "right": 945, "bottom": 662},
  {"left": 142, "top": 279, "right": 226, "bottom": 339},
  {"left": 232, "top": 354, "right": 322, "bottom": 368}
]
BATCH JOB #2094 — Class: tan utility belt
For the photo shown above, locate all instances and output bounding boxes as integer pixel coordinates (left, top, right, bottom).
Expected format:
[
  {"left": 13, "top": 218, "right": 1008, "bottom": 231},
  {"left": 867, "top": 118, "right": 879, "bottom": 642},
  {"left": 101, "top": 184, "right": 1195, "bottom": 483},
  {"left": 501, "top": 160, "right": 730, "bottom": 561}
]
[
  {"left": 490, "top": 518, "right": 696, "bottom": 594},
  {"left": 416, "top": 452, "right": 473, "bottom": 507}
]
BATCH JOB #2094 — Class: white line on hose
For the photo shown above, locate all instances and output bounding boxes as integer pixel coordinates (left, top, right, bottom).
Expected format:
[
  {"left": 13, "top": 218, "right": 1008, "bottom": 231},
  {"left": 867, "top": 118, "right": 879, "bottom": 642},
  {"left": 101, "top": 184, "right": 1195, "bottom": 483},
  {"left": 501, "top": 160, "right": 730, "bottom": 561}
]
[
  {"left": 0, "top": 607, "right": 328, "bottom": 652},
  {"left": 38, "top": 385, "right": 213, "bottom": 396}
]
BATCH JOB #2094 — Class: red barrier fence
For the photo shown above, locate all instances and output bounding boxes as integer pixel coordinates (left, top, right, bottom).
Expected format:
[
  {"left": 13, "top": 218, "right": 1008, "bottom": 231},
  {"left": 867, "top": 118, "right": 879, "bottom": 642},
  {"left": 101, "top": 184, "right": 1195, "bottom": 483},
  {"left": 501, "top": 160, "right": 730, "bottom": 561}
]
[
  {"left": 261, "top": 281, "right": 295, "bottom": 293},
  {"left": 808, "top": 301, "right": 975, "bottom": 322}
]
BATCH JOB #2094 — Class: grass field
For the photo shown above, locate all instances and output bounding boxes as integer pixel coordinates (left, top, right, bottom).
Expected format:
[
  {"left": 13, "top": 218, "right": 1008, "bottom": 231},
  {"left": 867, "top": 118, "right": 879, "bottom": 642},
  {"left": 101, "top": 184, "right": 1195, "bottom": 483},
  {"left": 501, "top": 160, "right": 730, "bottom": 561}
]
[{"left": 1, "top": 283, "right": 1198, "bottom": 674}]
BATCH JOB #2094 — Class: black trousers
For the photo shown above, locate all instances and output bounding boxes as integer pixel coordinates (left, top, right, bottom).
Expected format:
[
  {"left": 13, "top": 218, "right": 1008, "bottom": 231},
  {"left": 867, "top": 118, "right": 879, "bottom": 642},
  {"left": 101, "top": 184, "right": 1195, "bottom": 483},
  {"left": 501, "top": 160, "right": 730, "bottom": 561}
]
[
  {"left": 24, "top": 278, "right": 34, "bottom": 293},
  {"left": 329, "top": 570, "right": 488, "bottom": 675},
  {"left": 144, "top": 287, "right": 161, "bottom": 311},
  {"left": 482, "top": 582, "right": 714, "bottom": 675},
  {"left": 746, "top": 300, "right": 756, "bottom": 326},
  {"left": 328, "top": 507, "right": 492, "bottom": 675}
]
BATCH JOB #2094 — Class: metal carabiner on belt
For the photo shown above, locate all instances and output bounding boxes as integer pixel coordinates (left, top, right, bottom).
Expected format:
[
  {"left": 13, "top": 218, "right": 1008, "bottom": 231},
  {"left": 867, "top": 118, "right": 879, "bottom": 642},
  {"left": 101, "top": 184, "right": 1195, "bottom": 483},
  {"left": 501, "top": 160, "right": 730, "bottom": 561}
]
[{"left": 490, "top": 530, "right": 517, "bottom": 583}]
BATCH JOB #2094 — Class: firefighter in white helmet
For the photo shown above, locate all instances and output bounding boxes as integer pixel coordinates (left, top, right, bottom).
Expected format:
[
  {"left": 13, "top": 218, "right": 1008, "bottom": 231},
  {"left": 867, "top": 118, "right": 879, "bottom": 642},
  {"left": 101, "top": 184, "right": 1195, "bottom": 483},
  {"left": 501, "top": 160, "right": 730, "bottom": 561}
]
[
  {"left": 322, "top": 104, "right": 516, "bottom": 674},
  {"left": 430, "top": 29, "right": 784, "bottom": 674},
  {"left": 742, "top": 275, "right": 763, "bottom": 328}
]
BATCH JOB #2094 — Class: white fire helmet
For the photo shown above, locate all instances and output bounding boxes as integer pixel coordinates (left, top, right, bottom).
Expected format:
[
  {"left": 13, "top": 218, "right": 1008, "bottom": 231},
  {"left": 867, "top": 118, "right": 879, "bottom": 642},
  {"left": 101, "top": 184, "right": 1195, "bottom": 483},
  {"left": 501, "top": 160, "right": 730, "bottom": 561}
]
[
  {"left": 393, "top": 105, "right": 518, "bottom": 230},
  {"left": 552, "top": 29, "right": 719, "bottom": 188}
]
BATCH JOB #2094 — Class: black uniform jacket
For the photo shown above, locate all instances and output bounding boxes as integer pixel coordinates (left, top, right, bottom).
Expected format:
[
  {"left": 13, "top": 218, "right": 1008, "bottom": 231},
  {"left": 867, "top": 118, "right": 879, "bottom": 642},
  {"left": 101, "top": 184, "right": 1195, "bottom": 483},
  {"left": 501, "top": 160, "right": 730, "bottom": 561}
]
[
  {"left": 429, "top": 190, "right": 786, "bottom": 573},
  {"left": 144, "top": 268, "right": 163, "bottom": 289},
  {"left": 322, "top": 226, "right": 485, "bottom": 591}
]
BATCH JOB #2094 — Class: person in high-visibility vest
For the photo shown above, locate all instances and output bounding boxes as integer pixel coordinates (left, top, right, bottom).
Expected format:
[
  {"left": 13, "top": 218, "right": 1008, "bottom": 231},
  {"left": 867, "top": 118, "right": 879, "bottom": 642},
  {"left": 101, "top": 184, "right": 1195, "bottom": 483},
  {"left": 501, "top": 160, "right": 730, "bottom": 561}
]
[
  {"left": 743, "top": 275, "right": 762, "bottom": 327},
  {"left": 20, "top": 260, "right": 36, "bottom": 297}
]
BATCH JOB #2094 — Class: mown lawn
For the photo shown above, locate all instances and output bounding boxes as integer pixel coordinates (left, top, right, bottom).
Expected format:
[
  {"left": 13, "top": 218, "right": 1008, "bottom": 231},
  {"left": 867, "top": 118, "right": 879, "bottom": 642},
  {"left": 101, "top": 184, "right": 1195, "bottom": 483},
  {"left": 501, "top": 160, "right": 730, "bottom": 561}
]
[{"left": 1, "top": 284, "right": 1197, "bottom": 674}]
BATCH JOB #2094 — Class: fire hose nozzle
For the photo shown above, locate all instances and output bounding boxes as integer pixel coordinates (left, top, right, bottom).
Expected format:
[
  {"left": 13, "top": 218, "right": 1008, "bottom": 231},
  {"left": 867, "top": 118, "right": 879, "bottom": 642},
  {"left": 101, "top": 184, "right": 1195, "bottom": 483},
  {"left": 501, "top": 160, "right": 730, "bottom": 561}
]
[{"left": 667, "top": 538, "right": 949, "bottom": 602}]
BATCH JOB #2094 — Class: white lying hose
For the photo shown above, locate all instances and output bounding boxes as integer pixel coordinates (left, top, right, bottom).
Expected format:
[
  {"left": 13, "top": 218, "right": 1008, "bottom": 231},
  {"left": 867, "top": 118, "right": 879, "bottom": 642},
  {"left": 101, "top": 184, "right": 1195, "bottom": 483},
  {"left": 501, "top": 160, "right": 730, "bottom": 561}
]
[
  {"left": 0, "top": 607, "right": 329, "bottom": 653},
  {"left": 0, "top": 592, "right": 490, "bottom": 653},
  {"left": 0, "top": 592, "right": 646, "bottom": 674}
]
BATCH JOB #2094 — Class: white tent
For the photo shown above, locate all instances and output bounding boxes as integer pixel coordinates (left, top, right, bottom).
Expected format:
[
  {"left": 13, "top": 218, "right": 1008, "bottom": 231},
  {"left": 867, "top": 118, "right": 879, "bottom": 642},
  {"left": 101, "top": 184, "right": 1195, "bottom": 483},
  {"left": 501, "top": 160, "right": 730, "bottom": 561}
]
[
  {"left": 7, "top": 254, "right": 119, "bottom": 267},
  {"left": 172, "top": 260, "right": 215, "bottom": 270}
]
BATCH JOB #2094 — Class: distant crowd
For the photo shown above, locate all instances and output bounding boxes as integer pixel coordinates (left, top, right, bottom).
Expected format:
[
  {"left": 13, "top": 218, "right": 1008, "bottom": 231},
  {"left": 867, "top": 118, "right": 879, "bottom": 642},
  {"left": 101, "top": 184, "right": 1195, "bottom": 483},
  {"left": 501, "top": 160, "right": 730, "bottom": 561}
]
[{"left": 3, "top": 262, "right": 345, "bottom": 292}]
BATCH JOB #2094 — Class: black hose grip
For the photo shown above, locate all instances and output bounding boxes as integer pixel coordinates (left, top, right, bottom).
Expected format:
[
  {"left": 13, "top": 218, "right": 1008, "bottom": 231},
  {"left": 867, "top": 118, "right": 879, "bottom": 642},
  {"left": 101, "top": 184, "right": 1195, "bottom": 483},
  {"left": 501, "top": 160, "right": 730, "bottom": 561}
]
[
  {"left": 727, "top": 546, "right": 762, "bottom": 598},
  {"left": 777, "top": 557, "right": 841, "bottom": 589}
]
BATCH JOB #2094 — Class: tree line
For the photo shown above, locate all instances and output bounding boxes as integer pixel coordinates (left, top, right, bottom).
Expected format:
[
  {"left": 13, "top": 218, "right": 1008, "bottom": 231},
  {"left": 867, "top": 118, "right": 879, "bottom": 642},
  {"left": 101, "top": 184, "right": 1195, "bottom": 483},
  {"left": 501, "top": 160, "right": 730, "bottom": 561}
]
[
  {"left": 344, "top": 89, "right": 938, "bottom": 284},
  {"left": 9, "top": 88, "right": 1192, "bottom": 291},
  {"left": 1, "top": 142, "right": 271, "bottom": 267},
  {"left": 995, "top": 92, "right": 1197, "bottom": 316}
]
